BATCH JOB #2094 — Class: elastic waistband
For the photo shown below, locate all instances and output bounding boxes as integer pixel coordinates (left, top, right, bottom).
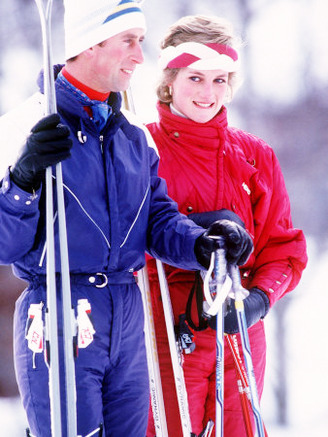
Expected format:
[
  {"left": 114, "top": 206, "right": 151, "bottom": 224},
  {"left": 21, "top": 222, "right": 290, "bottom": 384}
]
[{"left": 29, "top": 271, "right": 136, "bottom": 288}]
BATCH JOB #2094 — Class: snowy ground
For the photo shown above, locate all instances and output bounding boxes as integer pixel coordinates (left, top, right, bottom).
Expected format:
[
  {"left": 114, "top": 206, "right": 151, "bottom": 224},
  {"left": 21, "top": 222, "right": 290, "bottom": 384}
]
[
  {"left": 261, "top": 237, "right": 328, "bottom": 436},
  {"left": 1, "top": 238, "right": 327, "bottom": 436}
]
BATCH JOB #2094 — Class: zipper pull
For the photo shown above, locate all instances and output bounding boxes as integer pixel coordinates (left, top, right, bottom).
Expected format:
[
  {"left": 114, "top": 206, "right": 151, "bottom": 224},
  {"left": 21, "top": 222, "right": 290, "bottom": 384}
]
[{"left": 99, "top": 135, "right": 104, "bottom": 154}]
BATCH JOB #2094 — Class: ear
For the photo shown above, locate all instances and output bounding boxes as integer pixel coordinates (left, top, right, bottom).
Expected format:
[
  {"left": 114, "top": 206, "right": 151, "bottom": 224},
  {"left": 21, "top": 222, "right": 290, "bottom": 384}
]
[
  {"left": 224, "top": 86, "right": 233, "bottom": 104},
  {"left": 83, "top": 44, "right": 101, "bottom": 60}
]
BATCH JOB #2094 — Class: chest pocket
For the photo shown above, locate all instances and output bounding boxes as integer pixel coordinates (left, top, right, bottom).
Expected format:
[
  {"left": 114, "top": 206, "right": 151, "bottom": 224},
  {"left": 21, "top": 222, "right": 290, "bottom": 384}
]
[{"left": 223, "top": 148, "right": 258, "bottom": 234}]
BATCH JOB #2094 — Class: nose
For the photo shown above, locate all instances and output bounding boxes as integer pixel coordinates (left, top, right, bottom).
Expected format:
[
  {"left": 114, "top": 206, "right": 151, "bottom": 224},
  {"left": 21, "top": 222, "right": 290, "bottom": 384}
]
[
  {"left": 200, "top": 81, "right": 215, "bottom": 99},
  {"left": 132, "top": 42, "right": 144, "bottom": 64}
]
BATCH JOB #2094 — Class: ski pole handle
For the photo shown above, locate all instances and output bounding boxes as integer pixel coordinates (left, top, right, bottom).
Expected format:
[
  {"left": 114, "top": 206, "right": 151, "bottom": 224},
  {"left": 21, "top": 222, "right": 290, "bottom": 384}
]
[{"left": 202, "top": 238, "right": 232, "bottom": 319}]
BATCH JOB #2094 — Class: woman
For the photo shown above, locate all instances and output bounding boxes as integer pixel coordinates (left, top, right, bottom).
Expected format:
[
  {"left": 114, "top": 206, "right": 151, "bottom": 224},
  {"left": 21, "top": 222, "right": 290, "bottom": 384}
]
[{"left": 146, "top": 15, "right": 307, "bottom": 436}]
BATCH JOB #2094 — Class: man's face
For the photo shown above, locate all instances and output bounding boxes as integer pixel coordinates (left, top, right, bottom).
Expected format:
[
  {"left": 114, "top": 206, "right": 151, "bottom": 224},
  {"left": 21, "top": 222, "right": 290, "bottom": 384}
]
[{"left": 89, "top": 28, "right": 145, "bottom": 93}]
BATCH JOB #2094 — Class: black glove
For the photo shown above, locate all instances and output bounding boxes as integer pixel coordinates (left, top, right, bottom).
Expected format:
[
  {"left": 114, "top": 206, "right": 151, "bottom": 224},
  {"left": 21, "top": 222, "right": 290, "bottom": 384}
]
[
  {"left": 189, "top": 208, "right": 245, "bottom": 229},
  {"left": 10, "top": 113, "right": 73, "bottom": 192},
  {"left": 220, "top": 287, "right": 270, "bottom": 334},
  {"left": 194, "top": 219, "right": 253, "bottom": 269}
]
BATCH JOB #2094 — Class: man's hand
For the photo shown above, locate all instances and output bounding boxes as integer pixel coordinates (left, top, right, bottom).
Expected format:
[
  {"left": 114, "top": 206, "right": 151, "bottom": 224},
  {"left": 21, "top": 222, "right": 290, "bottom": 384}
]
[
  {"left": 10, "top": 113, "right": 73, "bottom": 192},
  {"left": 194, "top": 219, "right": 253, "bottom": 269}
]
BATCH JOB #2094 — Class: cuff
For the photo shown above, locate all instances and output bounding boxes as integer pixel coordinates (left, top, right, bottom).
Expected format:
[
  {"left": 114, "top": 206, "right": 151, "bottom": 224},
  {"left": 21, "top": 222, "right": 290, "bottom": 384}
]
[{"left": 1, "top": 168, "right": 41, "bottom": 212}]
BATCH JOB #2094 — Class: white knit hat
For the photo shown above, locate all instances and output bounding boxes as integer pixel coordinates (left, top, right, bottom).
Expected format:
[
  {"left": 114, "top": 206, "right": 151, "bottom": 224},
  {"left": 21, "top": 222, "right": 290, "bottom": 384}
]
[{"left": 64, "top": 0, "right": 146, "bottom": 60}]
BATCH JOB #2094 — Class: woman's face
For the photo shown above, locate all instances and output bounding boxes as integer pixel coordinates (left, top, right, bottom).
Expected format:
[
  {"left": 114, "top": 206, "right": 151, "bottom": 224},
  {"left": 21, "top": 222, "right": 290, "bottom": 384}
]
[{"left": 170, "top": 68, "right": 229, "bottom": 123}]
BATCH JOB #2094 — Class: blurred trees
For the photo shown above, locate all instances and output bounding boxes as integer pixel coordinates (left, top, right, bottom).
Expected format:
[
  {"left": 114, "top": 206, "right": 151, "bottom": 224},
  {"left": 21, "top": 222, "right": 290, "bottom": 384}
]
[{"left": 0, "top": 267, "right": 26, "bottom": 396}]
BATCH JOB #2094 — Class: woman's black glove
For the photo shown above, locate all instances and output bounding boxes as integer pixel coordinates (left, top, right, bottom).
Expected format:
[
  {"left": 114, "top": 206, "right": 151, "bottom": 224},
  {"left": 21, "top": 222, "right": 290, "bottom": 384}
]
[
  {"left": 10, "top": 113, "right": 73, "bottom": 192},
  {"left": 220, "top": 287, "right": 270, "bottom": 334},
  {"left": 194, "top": 219, "right": 253, "bottom": 269}
]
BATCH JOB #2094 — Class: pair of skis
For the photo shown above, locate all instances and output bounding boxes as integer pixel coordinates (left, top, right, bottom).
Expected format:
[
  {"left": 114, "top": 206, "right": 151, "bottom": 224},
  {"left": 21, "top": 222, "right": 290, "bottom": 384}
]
[
  {"left": 33, "top": 1, "right": 78, "bottom": 436},
  {"left": 137, "top": 262, "right": 214, "bottom": 437}
]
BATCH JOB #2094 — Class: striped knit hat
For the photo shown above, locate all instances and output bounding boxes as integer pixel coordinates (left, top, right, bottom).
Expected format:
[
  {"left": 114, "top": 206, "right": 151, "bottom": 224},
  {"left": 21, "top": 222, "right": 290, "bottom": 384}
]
[
  {"left": 158, "top": 42, "right": 239, "bottom": 72},
  {"left": 64, "top": 0, "right": 146, "bottom": 60}
]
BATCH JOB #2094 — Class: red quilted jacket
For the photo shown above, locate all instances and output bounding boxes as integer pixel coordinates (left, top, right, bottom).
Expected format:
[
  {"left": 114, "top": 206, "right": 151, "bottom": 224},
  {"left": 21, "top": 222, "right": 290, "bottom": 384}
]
[{"left": 146, "top": 102, "right": 307, "bottom": 311}]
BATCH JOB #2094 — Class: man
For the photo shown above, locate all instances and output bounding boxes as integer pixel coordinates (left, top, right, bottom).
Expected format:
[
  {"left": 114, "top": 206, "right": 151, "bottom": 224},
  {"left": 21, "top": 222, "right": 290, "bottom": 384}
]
[{"left": 0, "top": 1, "right": 253, "bottom": 436}]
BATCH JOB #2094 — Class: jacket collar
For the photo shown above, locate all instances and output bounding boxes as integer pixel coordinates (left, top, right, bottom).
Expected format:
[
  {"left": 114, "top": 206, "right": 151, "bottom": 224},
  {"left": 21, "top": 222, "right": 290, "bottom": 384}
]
[
  {"left": 36, "top": 64, "right": 122, "bottom": 116},
  {"left": 156, "top": 101, "right": 228, "bottom": 151}
]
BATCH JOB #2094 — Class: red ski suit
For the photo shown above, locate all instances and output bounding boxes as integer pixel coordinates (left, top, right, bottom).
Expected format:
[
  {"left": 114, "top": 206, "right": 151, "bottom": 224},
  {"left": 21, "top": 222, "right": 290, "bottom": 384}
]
[{"left": 146, "top": 102, "right": 307, "bottom": 436}]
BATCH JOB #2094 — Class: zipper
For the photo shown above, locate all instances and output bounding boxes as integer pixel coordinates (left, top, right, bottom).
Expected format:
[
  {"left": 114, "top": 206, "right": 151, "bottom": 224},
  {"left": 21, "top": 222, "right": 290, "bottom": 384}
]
[{"left": 100, "top": 134, "right": 104, "bottom": 154}]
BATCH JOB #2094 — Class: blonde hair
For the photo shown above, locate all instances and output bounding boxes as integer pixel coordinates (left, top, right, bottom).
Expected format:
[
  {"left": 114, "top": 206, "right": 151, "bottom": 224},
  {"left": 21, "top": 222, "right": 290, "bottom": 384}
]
[{"left": 157, "top": 15, "right": 242, "bottom": 104}]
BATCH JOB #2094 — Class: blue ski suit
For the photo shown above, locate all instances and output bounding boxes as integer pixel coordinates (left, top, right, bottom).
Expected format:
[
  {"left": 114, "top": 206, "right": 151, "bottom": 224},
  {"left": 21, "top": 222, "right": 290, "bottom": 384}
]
[{"left": 0, "top": 67, "right": 204, "bottom": 437}]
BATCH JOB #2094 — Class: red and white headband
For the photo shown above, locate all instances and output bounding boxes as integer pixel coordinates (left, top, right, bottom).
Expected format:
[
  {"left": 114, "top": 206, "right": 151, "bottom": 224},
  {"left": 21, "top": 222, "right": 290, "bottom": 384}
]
[{"left": 158, "top": 42, "right": 239, "bottom": 72}]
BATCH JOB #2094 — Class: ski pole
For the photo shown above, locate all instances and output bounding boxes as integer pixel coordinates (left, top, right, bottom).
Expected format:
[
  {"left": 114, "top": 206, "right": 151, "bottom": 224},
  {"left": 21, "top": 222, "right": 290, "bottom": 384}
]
[
  {"left": 228, "top": 264, "right": 266, "bottom": 437},
  {"left": 122, "top": 88, "right": 168, "bottom": 437},
  {"left": 203, "top": 240, "right": 258, "bottom": 437},
  {"left": 202, "top": 237, "right": 230, "bottom": 437},
  {"left": 226, "top": 334, "right": 253, "bottom": 437},
  {"left": 213, "top": 242, "right": 226, "bottom": 437},
  {"left": 34, "top": 1, "right": 77, "bottom": 436}
]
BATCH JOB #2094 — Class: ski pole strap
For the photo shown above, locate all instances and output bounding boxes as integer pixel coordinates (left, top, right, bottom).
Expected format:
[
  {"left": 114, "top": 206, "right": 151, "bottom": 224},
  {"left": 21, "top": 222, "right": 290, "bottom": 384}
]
[{"left": 185, "top": 271, "right": 209, "bottom": 331}]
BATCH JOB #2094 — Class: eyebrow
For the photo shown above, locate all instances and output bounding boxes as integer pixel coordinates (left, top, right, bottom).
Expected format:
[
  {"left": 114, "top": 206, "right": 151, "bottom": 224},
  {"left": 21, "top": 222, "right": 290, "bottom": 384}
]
[
  {"left": 188, "top": 70, "right": 229, "bottom": 77},
  {"left": 122, "top": 32, "right": 145, "bottom": 40}
]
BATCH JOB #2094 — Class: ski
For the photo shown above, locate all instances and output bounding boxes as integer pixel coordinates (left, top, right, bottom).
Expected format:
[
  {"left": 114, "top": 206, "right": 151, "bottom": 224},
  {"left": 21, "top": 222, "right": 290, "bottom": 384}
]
[
  {"left": 34, "top": 0, "right": 77, "bottom": 435},
  {"left": 156, "top": 259, "right": 214, "bottom": 437},
  {"left": 122, "top": 89, "right": 169, "bottom": 436},
  {"left": 138, "top": 267, "right": 169, "bottom": 437}
]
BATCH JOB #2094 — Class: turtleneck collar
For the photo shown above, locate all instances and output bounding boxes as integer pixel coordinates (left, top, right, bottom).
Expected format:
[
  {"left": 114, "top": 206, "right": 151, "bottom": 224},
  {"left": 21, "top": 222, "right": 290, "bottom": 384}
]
[
  {"left": 156, "top": 101, "right": 228, "bottom": 151},
  {"left": 170, "top": 103, "right": 188, "bottom": 119},
  {"left": 61, "top": 67, "right": 110, "bottom": 102}
]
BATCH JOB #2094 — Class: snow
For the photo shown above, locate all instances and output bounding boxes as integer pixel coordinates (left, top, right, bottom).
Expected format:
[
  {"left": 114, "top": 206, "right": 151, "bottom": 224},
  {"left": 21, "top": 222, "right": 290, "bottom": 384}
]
[
  {"left": 0, "top": 397, "right": 28, "bottom": 437},
  {"left": 261, "top": 238, "right": 328, "bottom": 436},
  {"left": 1, "top": 240, "right": 328, "bottom": 436}
]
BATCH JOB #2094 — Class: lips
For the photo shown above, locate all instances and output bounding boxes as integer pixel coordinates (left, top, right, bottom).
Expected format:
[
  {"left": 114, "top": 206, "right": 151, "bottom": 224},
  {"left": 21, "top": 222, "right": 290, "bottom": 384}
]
[
  {"left": 122, "top": 68, "right": 133, "bottom": 75},
  {"left": 193, "top": 101, "right": 214, "bottom": 108}
]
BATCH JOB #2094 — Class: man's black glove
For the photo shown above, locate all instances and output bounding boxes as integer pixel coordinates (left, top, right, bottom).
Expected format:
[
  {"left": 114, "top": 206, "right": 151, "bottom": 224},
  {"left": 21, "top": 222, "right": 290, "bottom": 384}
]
[
  {"left": 189, "top": 209, "right": 245, "bottom": 229},
  {"left": 194, "top": 219, "right": 253, "bottom": 269},
  {"left": 10, "top": 113, "right": 73, "bottom": 192},
  {"left": 220, "top": 287, "right": 270, "bottom": 334}
]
